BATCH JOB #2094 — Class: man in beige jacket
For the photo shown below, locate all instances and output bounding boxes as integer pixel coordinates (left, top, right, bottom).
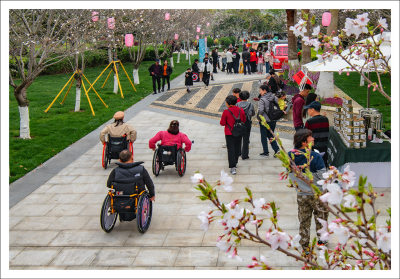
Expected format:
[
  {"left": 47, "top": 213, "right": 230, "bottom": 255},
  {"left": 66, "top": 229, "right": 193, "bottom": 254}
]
[{"left": 100, "top": 111, "right": 137, "bottom": 144}]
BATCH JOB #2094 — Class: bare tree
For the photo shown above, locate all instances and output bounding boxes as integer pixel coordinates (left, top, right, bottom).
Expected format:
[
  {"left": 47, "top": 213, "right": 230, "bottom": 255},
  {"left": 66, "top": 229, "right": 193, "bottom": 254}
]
[
  {"left": 286, "top": 9, "right": 299, "bottom": 66},
  {"left": 301, "top": 9, "right": 312, "bottom": 65},
  {"left": 9, "top": 9, "right": 88, "bottom": 139}
]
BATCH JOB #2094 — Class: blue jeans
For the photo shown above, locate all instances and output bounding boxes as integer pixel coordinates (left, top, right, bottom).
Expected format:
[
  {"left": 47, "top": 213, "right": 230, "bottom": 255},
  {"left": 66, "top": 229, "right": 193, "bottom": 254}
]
[
  {"left": 265, "top": 62, "right": 270, "bottom": 74},
  {"left": 260, "top": 120, "right": 279, "bottom": 154}
]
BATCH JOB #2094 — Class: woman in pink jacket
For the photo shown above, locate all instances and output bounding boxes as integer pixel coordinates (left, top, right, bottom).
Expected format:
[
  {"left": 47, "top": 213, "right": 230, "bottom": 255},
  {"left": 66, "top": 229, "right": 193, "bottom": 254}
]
[{"left": 149, "top": 120, "right": 192, "bottom": 152}]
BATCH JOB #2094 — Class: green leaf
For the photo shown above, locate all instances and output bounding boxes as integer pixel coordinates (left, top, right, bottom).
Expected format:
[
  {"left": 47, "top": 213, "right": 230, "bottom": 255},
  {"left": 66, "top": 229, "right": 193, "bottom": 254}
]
[
  {"left": 198, "top": 196, "right": 208, "bottom": 201},
  {"left": 311, "top": 15, "right": 316, "bottom": 25},
  {"left": 311, "top": 183, "right": 321, "bottom": 195},
  {"left": 342, "top": 207, "right": 357, "bottom": 213},
  {"left": 245, "top": 187, "right": 253, "bottom": 199}
]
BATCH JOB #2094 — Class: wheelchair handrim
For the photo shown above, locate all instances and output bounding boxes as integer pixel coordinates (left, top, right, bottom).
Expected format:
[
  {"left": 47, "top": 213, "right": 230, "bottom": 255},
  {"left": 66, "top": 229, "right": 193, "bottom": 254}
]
[
  {"left": 101, "top": 195, "right": 117, "bottom": 231},
  {"left": 141, "top": 197, "right": 150, "bottom": 227}
]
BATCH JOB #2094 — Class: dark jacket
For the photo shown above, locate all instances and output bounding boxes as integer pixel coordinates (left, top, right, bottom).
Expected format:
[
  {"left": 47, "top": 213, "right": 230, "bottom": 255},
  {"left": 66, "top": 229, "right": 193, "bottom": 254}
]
[
  {"left": 162, "top": 65, "right": 173, "bottom": 76},
  {"left": 258, "top": 92, "right": 279, "bottom": 122},
  {"left": 242, "top": 51, "right": 250, "bottom": 61},
  {"left": 148, "top": 63, "right": 163, "bottom": 77},
  {"left": 236, "top": 101, "right": 255, "bottom": 122},
  {"left": 107, "top": 161, "right": 155, "bottom": 198},
  {"left": 268, "top": 75, "right": 283, "bottom": 93},
  {"left": 292, "top": 93, "right": 306, "bottom": 128},
  {"left": 192, "top": 62, "right": 200, "bottom": 73},
  {"left": 185, "top": 71, "right": 193, "bottom": 86},
  {"left": 288, "top": 149, "right": 326, "bottom": 195},
  {"left": 212, "top": 51, "right": 218, "bottom": 61}
]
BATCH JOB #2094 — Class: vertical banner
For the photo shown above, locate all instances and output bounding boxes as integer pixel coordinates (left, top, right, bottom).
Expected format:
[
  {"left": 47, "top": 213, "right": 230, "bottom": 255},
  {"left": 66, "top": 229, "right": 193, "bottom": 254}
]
[{"left": 199, "top": 38, "right": 206, "bottom": 63}]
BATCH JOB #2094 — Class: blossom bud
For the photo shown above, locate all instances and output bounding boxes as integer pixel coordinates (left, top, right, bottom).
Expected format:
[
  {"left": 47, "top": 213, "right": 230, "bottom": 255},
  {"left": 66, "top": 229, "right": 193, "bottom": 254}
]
[
  {"left": 369, "top": 262, "right": 374, "bottom": 267},
  {"left": 356, "top": 260, "right": 362, "bottom": 264},
  {"left": 252, "top": 256, "right": 257, "bottom": 261},
  {"left": 380, "top": 193, "right": 384, "bottom": 196}
]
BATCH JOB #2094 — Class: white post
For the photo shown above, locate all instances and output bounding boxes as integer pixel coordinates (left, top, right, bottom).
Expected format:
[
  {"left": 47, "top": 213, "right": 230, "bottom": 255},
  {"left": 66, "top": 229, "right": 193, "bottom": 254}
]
[
  {"left": 360, "top": 71, "right": 365, "bottom": 86},
  {"left": 113, "top": 75, "right": 118, "bottom": 94},
  {"left": 177, "top": 51, "right": 180, "bottom": 63},
  {"left": 170, "top": 56, "right": 174, "bottom": 68},
  {"left": 132, "top": 68, "right": 140, "bottom": 84},
  {"left": 18, "top": 106, "right": 31, "bottom": 139},
  {"left": 185, "top": 42, "right": 188, "bottom": 60},
  {"left": 74, "top": 87, "right": 81, "bottom": 112},
  {"left": 316, "top": 72, "right": 335, "bottom": 98}
]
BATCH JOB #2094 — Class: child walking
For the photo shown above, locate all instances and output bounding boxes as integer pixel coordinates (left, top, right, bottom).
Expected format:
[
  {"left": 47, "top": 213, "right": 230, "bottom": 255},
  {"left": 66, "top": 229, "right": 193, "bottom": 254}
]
[
  {"left": 185, "top": 68, "right": 193, "bottom": 93},
  {"left": 257, "top": 52, "right": 264, "bottom": 74}
]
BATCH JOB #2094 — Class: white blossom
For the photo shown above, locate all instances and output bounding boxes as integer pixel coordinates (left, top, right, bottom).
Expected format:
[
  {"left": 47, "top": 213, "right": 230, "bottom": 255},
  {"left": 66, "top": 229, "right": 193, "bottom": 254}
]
[
  {"left": 342, "top": 193, "right": 357, "bottom": 208},
  {"left": 320, "top": 183, "right": 343, "bottom": 205},
  {"left": 355, "top": 13, "right": 370, "bottom": 27},
  {"left": 332, "top": 224, "right": 350, "bottom": 245},
  {"left": 216, "top": 239, "right": 229, "bottom": 251},
  {"left": 378, "top": 17, "right": 388, "bottom": 29},
  {"left": 223, "top": 204, "right": 243, "bottom": 229},
  {"left": 197, "top": 211, "right": 210, "bottom": 231},
  {"left": 191, "top": 173, "right": 204, "bottom": 184},
  {"left": 290, "top": 234, "right": 301, "bottom": 248},
  {"left": 376, "top": 228, "right": 391, "bottom": 253},
  {"left": 219, "top": 170, "right": 233, "bottom": 192},
  {"left": 317, "top": 218, "right": 330, "bottom": 241},
  {"left": 253, "top": 198, "right": 266, "bottom": 215},
  {"left": 312, "top": 26, "right": 320, "bottom": 36},
  {"left": 316, "top": 54, "right": 324, "bottom": 63},
  {"left": 331, "top": 36, "right": 340, "bottom": 46},
  {"left": 341, "top": 165, "right": 356, "bottom": 189},
  {"left": 266, "top": 230, "right": 291, "bottom": 251}
]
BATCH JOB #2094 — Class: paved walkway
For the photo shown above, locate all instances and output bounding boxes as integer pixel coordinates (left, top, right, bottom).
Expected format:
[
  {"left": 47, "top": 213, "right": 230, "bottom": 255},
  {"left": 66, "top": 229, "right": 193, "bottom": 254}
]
[{"left": 9, "top": 70, "right": 390, "bottom": 270}]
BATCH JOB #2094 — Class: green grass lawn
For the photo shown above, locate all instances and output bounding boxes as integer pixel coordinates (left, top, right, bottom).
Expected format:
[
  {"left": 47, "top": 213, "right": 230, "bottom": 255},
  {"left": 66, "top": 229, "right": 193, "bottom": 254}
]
[
  {"left": 9, "top": 53, "right": 190, "bottom": 183},
  {"left": 334, "top": 72, "right": 391, "bottom": 131}
]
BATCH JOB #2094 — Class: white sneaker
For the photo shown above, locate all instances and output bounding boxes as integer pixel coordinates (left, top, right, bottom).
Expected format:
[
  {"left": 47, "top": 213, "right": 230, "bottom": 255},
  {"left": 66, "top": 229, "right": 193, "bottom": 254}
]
[
  {"left": 230, "top": 167, "right": 237, "bottom": 175},
  {"left": 222, "top": 144, "right": 226, "bottom": 148}
]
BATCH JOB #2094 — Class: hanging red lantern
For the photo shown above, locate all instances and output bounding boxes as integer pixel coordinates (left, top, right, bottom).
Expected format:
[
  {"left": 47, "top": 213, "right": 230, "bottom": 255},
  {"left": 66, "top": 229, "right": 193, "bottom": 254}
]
[
  {"left": 125, "top": 34, "right": 134, "bottom": 47},
  {"left": 107, "top": 17, "right": 115, "bottom": 29},
  {"left": 165, "top": 12, "right": 170, "bottom": 21},
  {"left": 92, "top": 11, "right": 99, "bottom": 22},
  {"left": 174, "top": 33, "right": 179, "bottom": 40},
  {"left": 322, "top": 12, "right": 331, "bottom": 27}
]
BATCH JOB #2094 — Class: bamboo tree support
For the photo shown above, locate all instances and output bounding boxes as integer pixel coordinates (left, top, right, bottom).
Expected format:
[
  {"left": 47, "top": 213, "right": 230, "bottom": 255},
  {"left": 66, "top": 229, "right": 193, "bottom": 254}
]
[
  {"left": 81, "top": 78, "right": 95, "bottom": 116},
  {"left": 45, "top": 69, "right": 108, "bottom": 114},
  {"left": 86, "top": 60, "right": 137, "bottom": 99},
  {"left": 60, "top": 77, "right": 75, "bottom": 105}
]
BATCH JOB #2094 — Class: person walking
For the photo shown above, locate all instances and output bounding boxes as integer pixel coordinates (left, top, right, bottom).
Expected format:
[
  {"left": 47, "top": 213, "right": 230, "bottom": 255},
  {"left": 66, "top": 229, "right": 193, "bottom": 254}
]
[
  {"left": 226, "top": 48, "right": 233, "bottom": 74},
  {"left": 199, "top": 56, "right": 212, "bottom": 89},
  {"left": 236, "top": 91, "right": 255, "bottom": 160},
  {"left": 212, "top": 48, "right": 219, "bottom": 73},
  {"left": 292, "top": 84, "right": 312, "bottom": 131},
  {"left": 242, "top": 48, "right": 251, "bottom": 75},
  {"left": 288, "top": 129, "right": 328, "bottom": 254},
  {"left": 249, "top": 48, "right": 257, "bottom": 73},
  {"left": 161, "top": 60, "right": 173, "bottom": 92},
  {"left": 304, "top": 101, "right": 330, "bottom": 166},
  {"left": 267, "top": 69, "right": 284, "bottom": 94},
  {"left": 185, "top": 68, "right": 193, "bottom": 93},
  {"left": 221, "top": 49, "right": 227, "bottom": 72},
  {"left": 220, "top": 95, "right": 246, "bottom": 175},
  {"left": 264, "top": 48, "right": 273, "bottom": 74},
  {"left": 258, "top": 84, "right": 280, "bottom": 157},
  {"left": 257, "top": 51, "right": 264, "bottom": 74},
  {"left": 148, "top": 59, "right": 162, "bottom": 95}
]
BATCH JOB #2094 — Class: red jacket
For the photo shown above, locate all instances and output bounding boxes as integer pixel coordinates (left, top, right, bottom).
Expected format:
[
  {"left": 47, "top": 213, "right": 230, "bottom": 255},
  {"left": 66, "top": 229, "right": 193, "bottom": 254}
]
[
  {"left": 220, "top": 106, "right": 246, "bottom": 136},
  {"left": 149, "top": 131, "right": 192, "bottom": 152},
  {"left": 250, "top": 51, "right": 257, "bottom": 62},
  {"left": 292, "top": 93, "right": 305, "bottom": 128}
]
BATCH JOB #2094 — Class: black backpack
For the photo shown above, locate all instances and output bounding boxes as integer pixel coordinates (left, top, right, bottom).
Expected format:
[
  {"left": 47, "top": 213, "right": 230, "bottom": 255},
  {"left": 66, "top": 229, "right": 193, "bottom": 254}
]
[
  {"left": 267, "top": 99, "right": 284, "bottom": 121},
  {"left": 228, "top": 109, "right": 246, "bottom": 137}
]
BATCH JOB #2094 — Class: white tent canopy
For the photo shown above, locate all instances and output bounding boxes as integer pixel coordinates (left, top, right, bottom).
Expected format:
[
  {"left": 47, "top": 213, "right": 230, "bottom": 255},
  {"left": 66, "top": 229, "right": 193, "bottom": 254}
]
[{"left": 303, "top": 32, "right": 391, "bottom": 73}]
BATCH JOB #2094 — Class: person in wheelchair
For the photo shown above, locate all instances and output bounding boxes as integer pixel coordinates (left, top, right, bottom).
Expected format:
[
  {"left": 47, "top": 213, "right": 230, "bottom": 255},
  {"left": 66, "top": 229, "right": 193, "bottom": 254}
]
[
  {"left": 149, "top": 120, "right": 192, "bottom": 176},
  {"left": 100, "top": 111, "right": 137, "bottom": 144},
  {"left": 148, "top": 120, "right": 192, "bottom": 153},
  {"left": 101, "top": 149, "right": 155, "bottom": 233}
]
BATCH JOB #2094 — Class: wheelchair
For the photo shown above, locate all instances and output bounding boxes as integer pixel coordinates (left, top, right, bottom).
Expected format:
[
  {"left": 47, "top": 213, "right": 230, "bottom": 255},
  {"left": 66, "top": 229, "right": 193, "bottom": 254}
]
[
  {"left": 102, "top": 134, "right": 133, "bottom": 169},
  {"left": 152, "top": 144, "right": 186, "bottom": 177},
  {"left": 100, "top": 182, "right": 152, "bottom": 233}
]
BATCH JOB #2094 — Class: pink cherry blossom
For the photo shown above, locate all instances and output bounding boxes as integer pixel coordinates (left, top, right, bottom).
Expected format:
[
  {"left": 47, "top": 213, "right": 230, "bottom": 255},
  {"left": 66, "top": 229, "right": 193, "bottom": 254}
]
[
  {"left": 198, "top": 211, "right": 210, "bottom": 231},
  {"left": 191, "top": 173, "right": 203, "bottom": 184},
  {"left": 376, "top": 228, "right": 391, "bottom": 253},
  {"left": 266, "top": 230, "right": 291, "bottom": 251},
  {"left": 317, "top": 218, "right": 330, "bottom": 241},
  {"left": 253, "top": 198, "right": 266, "bottom": 215}
]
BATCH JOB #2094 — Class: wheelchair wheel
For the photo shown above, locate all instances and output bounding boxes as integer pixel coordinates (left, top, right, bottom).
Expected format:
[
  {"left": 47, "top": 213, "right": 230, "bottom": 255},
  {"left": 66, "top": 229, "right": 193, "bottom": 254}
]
[
  {"left": 176, "top": 149, "right": 186, "bottom": 177},
  {"left": 136, "top": 192, "right": 152, "bottom": 233},
  {"left": 100, "top": 194, "right": 118, "bottom": 233},
  {"left": 102, "top": 143, "right": 108, "bottom": 169},
  {"left": 152, "top": 148, "right": 160, "bottom": 176}
]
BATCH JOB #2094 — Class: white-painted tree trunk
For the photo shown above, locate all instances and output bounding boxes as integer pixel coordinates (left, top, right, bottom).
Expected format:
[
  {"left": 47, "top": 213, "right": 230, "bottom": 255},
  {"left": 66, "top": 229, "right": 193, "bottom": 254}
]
[
  {"left": 132, "top": 68, "right": 140, "bottom": 84},
  {"left": 288, "top": 59, "right": 299, "bottom": 67},
  {"left": 75, "top": 87, "right": 81, "bottom": 112},
  {"left": 316, "top": 72, "right": 335, "bottom": 98},
  {"left": 113, "top": 75, "right": 118, "bottom": 94},
  {"left": 177, "top": 51, "right": 181, "bottom": 63},
  {"left": 18, "top": 106, "right": 30, "bottom": 139},
  {"left": 170, "top": 56, "right": 174, "bottom": 68},
  {"left": 360, "top": 74, "right": 365, "bottom": 86}
]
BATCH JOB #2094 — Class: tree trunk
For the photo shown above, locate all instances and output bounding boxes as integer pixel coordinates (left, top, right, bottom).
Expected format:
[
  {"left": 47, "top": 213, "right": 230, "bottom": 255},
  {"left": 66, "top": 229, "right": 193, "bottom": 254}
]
[
  {"left": 286, "top": 9, "right": 299, "bottom": 66},
  {"left": 177, "top": 51, "right": 181, "bottom": 63},
  {"left": 327, "top": 10, "right": 339, "bottom": 36},
  {"left": 113, "top": 50, "right": 118, "bottom": 94},
  {"left": 75, "top": 53, "right": 81, "bottom": 112},
  {"left": 14, "top": 86, "right": 31, "bottom": 139},
  {"left": 301, "top": 10, "right": 312, "bottom": 65},
  {"left": 132, "top": 68, "right": 140, "bottom": 84},
  {"left": 170, "top": 56, "right": 174, "bottom": 68}
]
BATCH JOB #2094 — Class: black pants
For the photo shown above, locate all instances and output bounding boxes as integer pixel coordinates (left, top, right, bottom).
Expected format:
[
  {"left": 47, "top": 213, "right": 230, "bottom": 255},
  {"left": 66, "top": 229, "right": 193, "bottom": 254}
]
[
  {"left": 295, "top": 125, "right": 304, "bottom": 131},
  {"left": 203, "top": 72, "right": 210, "bottom": 86},
  {"left": 243, "top": 61, "right": 251, "bottom": 75},
  {"left": 233, "top": 61, "right": 239, "bottom": 73},
  {"left": 225, "top": 135, "right": 242, "bottom": 168},
  {"left": 250, "top": 61, "right": 257, "bottom": 72},
  {"left": 227, "top": 62, "right": 233, "bottom": 73},
  {"left": 241, "top": 121, "right": 252, "bottom": 159},
  {"left": 162, "top": 75, "right": 170, "bottom": 90},
  {"left": 213, "top": 61, "right": 218, "bottom": 73},
  {"left": 152, "top": 76, "right": 161, "bottom": 93}
]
